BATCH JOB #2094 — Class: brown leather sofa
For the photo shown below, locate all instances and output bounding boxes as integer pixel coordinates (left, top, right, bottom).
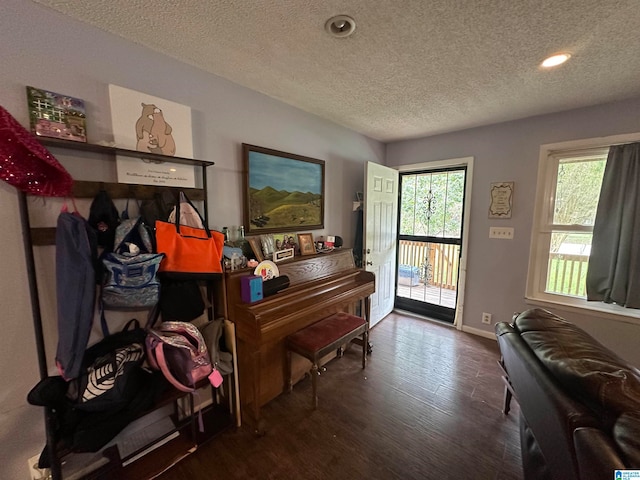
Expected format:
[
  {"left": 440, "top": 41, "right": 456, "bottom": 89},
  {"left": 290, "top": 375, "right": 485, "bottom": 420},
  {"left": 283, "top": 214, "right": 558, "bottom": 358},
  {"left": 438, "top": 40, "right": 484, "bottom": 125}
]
[{"left": 495, "top": 308, "right": 640, "bottom": 480}]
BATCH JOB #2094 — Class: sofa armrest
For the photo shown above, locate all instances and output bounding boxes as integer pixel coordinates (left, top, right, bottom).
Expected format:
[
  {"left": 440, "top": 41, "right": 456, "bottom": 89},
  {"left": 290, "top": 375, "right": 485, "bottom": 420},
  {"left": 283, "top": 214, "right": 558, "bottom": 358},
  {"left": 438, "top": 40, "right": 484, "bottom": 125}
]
[
  {"left": 574, "top": 427, "right": 625, "bottom": 479},
  {"left": 495, "top": 321, "right": 598, "bottom": 480}
]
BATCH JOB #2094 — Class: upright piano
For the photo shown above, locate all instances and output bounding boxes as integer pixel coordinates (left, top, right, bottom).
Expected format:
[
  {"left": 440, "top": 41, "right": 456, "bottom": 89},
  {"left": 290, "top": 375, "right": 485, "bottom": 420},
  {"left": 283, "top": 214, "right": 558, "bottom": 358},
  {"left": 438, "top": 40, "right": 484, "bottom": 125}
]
[{"left": 224, "top": 248, "right": 375, "bottom": 432}]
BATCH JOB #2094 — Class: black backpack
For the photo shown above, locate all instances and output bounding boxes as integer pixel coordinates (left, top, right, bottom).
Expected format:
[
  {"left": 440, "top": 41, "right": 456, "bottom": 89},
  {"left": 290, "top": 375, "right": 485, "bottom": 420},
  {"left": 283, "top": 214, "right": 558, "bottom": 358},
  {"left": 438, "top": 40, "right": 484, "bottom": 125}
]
[
  {"left": 140, "top": 188, "right": 176, "bottom": 251},
  {"left": 26, "top": 319, "right": 167, "bottom": 456},
  {"left": 88, "top": 189, "right": 120, "bottom": 250},
  {"left": 66, "top": 319, "right": 147, "bottom": 413}
]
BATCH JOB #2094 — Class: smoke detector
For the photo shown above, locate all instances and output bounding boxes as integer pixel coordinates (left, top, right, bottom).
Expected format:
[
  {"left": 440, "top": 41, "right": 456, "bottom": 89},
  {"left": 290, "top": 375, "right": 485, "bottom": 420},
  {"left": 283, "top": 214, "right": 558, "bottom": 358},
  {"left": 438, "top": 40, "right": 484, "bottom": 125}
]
[{"left": 325, "top": 15, "right": 356, "bottom": 38}]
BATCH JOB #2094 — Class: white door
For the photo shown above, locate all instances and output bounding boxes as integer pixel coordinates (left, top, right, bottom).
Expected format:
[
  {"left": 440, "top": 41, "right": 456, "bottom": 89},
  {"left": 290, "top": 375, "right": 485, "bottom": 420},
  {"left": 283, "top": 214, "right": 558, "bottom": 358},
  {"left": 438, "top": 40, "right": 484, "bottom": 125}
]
[{"left": 364, "top": 162, "right": 399, "bottom": 328}]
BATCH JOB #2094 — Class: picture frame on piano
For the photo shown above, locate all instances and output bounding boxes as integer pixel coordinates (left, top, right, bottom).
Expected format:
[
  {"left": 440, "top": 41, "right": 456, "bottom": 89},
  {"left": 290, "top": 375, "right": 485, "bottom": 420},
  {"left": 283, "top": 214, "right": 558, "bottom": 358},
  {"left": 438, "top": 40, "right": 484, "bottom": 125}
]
[
  {"left": 247, "top": 236, "right": 265, "bottom": 262},
  {"left": 297, "top": 233, "right": 316, "bottom": 256},
  {"left": 273, "top": 247, "right": 294, "bottom": 263}
]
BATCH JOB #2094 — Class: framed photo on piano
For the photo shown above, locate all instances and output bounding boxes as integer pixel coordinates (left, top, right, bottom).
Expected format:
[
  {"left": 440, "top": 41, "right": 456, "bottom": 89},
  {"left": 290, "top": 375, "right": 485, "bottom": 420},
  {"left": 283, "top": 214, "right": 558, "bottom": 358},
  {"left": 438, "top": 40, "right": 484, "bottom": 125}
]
[
  {"left": 243, "top": 143, "right": 325, "bottom": 235},
  {"left": 246, "top": 236, "right": 265, "bottom": 262},
  {"left": 297, "top": 233, "right": 316, "bottom": 256}
]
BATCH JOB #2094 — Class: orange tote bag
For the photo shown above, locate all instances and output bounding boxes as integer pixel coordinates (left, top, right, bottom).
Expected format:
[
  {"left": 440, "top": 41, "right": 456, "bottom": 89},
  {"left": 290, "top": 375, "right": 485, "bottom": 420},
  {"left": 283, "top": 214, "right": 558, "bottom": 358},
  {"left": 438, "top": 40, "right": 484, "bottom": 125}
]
[{"left": 155, "top": 220, "right": 224, "bottom": 277}]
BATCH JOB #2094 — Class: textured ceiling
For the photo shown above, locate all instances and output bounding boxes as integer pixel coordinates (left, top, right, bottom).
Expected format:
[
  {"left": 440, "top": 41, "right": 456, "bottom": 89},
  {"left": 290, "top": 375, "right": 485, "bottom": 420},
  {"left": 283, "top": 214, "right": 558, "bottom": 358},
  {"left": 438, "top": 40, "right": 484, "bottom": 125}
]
[{"left": 34, "top": 0, "right": 640, "bottom": 142}]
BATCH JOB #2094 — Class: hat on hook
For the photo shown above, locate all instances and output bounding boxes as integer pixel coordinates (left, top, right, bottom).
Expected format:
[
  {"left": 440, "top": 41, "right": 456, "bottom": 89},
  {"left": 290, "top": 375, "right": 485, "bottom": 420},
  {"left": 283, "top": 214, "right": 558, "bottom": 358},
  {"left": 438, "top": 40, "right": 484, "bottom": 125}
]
[{"left": 0, "top": 105, "right": 73, "bottom": 197}]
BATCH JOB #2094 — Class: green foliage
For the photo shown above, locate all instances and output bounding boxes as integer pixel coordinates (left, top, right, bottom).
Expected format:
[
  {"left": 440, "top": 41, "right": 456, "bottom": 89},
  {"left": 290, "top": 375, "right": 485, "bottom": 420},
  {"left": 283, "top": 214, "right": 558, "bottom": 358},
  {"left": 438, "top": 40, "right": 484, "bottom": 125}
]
[
  {"left": 265, "top": 203, "right": 321, "bottom": 227},
  {"left": 551, "top": 157, "right": 605, "bottom": 251},
  {"left": 400, "top": 170, "right": 465, "bottom": 238},
  {"left": 249, "top": 186, "right": 321, "bottom": 228}
]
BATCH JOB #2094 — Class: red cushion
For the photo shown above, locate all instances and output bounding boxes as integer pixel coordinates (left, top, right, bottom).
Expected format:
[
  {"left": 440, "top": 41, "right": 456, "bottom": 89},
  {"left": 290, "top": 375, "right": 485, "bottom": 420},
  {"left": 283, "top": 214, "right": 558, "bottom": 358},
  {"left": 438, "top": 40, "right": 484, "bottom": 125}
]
[{"left": 287, "top": 312, "right": 365, "bottom": 352}]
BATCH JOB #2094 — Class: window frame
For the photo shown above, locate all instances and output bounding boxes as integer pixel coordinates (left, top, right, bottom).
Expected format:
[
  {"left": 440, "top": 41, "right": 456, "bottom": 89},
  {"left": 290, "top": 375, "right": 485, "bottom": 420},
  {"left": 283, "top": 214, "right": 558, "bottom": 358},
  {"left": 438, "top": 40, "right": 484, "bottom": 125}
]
[{"left": 526, "top": 132, "right": 640, "bottom": 324}]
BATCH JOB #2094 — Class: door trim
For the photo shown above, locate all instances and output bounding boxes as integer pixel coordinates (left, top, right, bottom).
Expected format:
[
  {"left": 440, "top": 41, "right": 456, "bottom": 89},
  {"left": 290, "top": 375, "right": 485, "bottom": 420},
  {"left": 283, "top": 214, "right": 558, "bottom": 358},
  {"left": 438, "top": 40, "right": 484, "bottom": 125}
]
[{"left": 395, "top": 157, "right": 473, "bottom": 330}]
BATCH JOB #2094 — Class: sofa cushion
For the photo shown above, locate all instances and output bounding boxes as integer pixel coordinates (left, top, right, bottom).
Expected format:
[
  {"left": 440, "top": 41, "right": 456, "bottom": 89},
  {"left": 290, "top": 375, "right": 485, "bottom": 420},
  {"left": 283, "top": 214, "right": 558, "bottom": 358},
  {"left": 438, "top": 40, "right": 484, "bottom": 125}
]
[
  {"left": 513, "top": 309, "right": 640, "bottom": 421},
  {"left": 613, "top": 412, "right": 640, "bottom": 467}
]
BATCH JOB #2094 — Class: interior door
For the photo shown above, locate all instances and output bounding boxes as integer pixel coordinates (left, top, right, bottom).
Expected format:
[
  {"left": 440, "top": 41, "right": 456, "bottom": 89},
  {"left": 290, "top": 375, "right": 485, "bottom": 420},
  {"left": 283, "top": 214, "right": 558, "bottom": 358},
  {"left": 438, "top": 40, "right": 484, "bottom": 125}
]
[{"left": 364, "top": 162, "right": 399, "bottom": 328}]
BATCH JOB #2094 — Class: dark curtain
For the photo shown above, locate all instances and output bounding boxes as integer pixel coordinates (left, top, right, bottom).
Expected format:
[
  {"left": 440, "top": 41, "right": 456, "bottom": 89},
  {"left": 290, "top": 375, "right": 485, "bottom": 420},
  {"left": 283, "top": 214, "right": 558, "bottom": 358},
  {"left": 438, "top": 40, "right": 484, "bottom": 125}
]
[{"left": 586, "top": 142, "right": 640, "bottom": 308}]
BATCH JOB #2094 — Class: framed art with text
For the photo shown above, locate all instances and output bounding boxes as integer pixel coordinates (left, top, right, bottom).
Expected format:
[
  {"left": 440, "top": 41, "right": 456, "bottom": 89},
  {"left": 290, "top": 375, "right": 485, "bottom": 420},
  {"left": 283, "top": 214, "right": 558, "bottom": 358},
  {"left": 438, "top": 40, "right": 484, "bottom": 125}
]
[
  {"left": 489, "top": 182, "right": 514, "bottom": 219},
  {"left": 109, "top": 84, "right": 196, "bottom": 187}
]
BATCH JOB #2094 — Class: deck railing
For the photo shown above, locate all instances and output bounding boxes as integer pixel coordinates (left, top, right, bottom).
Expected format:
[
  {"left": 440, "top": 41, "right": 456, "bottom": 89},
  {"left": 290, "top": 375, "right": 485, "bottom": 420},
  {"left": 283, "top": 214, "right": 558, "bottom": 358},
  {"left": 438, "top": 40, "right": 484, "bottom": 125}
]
[
  {"left": 546, "top": 252, "right": 589, "bottom": 297},
  {"left": 398, "top": 240, "right": 459, "bottom": 290},
  {"left": 398, "top": 243, "right": 589, "bottom": 297}
]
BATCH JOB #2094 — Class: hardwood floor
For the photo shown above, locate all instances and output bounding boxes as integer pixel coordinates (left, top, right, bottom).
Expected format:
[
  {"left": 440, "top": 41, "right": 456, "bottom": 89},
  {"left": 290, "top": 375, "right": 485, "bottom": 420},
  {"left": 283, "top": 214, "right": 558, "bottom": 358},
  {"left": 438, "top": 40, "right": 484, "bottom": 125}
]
[{"left": 159, "top": 311, "right": 523, "bottom": 480}]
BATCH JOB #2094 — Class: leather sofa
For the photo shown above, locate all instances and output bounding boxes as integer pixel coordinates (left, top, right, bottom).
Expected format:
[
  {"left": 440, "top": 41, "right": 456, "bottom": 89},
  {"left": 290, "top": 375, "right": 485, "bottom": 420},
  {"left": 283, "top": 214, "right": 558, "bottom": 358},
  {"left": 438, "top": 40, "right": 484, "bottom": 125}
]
[{"left": 495, "top": 308, "right": 640, "bottom": 480}]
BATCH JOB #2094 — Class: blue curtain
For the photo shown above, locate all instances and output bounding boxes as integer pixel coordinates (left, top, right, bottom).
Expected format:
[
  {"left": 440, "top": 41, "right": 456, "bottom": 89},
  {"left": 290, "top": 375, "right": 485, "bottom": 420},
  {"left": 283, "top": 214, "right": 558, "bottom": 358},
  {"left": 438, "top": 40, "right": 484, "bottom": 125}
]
[{"left": 586, "top": 142, "right": 640, "bottom": 308}]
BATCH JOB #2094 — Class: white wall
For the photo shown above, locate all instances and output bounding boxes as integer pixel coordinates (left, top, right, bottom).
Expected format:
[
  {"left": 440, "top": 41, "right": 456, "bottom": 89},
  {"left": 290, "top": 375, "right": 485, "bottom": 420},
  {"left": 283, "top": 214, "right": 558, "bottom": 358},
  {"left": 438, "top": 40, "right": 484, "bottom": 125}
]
[
  {"left": 387, "top": 97, "right": 640, "bottom": 365},
  {"left": 0, "top": 1, "right": 384, "bottom": 477}
]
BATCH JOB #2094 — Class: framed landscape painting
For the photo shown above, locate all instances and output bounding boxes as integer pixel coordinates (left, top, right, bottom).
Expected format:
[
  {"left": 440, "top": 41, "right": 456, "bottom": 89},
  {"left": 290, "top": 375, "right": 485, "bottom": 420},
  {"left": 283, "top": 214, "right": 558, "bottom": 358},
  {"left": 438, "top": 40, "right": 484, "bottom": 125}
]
[{"left": 243, "top": 144, "right": 325, "bottom": 235}]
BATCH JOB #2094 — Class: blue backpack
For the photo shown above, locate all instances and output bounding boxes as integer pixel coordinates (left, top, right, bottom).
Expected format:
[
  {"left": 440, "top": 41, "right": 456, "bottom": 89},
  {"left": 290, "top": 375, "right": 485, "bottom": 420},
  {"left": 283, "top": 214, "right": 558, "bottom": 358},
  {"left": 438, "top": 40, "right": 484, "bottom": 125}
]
[{"left": 101, "top": 217, "right": 164, "bottom": 310}]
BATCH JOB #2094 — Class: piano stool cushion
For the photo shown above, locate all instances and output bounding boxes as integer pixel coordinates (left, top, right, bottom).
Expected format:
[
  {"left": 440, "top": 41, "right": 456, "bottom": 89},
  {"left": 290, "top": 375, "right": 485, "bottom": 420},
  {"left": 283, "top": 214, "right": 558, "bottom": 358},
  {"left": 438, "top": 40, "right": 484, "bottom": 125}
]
[{"left": 286, "top": 312, "right": 366, "bottom": 354}]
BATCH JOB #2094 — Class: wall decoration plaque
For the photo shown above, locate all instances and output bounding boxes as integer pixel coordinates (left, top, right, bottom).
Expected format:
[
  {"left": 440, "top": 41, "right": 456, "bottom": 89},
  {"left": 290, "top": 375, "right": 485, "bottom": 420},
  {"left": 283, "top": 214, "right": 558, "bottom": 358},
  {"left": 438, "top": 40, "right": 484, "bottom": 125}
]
[
  {"left": 489, "top": 182, "right": 514, "bottom": 218},
  {"left": 26, "top": 86, "right": 87, "bottom": 143}
]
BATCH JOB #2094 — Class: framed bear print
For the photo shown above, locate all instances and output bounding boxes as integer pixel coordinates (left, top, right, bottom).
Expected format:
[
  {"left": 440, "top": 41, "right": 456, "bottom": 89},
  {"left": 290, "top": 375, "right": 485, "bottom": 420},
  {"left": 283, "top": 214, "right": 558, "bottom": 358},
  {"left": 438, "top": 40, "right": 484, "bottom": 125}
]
[{"left": 109, "top": 84, "right": 196, "bottom": 187}]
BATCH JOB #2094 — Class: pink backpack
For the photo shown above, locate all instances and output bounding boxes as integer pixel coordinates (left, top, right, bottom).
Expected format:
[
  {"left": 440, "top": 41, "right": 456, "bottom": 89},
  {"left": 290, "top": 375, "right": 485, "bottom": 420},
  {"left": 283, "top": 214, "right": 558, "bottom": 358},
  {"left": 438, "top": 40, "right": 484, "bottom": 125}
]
[{"left": 146, "top": 321, "right": 214, "bottom": 392}]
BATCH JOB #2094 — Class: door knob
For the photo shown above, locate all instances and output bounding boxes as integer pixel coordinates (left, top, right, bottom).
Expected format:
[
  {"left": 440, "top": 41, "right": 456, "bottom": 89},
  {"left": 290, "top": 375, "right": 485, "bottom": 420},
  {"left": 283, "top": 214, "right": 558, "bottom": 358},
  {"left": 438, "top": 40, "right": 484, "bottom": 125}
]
[
  {"left": 366, "top": 249, "right": 371, "bottom": 254},
  {"left": 366, "top": 261, "right": 373, "bottom": 266}
]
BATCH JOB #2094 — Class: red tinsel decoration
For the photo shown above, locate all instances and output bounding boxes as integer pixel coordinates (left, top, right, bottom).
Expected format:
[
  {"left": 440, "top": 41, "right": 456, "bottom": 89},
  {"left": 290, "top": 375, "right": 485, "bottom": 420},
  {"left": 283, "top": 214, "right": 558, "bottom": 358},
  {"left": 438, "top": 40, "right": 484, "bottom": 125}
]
[{"left": 0, "top": 105, "right": 73, "bottom": 197}]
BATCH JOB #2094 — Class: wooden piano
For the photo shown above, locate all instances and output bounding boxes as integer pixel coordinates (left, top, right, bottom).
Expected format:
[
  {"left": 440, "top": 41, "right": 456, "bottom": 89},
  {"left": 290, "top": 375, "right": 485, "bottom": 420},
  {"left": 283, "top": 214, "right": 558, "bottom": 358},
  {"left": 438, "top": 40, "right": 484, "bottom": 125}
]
[{"left": 224, "top": 248, "right": 375, "bottom": 433}]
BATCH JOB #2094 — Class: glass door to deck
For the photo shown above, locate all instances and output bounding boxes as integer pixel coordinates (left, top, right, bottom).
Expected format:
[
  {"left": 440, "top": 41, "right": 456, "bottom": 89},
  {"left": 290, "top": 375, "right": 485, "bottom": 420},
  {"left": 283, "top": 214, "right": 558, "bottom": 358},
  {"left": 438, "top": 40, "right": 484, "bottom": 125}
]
[{"left": 395, "top": 167, "right": 466, "bottom": 323}]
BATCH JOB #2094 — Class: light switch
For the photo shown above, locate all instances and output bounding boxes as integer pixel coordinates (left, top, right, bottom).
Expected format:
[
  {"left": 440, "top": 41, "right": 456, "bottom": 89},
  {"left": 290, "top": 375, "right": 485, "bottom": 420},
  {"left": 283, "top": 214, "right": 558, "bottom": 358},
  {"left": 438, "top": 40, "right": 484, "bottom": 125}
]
[{"left": 489, "top": 227, "right": 514, "bottom": 239}]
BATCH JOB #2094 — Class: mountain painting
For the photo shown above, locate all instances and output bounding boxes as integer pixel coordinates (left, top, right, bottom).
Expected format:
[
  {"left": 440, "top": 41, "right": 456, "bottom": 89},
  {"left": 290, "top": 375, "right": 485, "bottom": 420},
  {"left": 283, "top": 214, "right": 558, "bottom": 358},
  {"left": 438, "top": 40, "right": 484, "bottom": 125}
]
[{"left": 243, "top": 144, "right": 325, "bottom": 234}]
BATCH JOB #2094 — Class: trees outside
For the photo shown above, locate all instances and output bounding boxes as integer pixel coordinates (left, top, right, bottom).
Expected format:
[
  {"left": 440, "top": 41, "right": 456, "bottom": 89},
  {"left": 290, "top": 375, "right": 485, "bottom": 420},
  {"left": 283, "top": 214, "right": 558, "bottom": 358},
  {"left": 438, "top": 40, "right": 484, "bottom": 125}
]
[
  {"left": 545, "top": 154, "right": 606, "bottom": 296},
  {"left": 400, "top": 170, "right": 465, "bottom": 239},
  {"left": 551, "top": 156, "right": 606, "bottom": 252}
]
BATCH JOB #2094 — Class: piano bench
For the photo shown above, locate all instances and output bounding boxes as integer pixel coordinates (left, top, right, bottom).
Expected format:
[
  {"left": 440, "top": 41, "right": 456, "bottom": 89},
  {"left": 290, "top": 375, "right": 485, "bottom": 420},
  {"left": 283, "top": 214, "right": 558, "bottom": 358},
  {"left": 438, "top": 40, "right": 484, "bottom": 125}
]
[{"left": 285, "top": 312, "right": 368, "bottom": 409}]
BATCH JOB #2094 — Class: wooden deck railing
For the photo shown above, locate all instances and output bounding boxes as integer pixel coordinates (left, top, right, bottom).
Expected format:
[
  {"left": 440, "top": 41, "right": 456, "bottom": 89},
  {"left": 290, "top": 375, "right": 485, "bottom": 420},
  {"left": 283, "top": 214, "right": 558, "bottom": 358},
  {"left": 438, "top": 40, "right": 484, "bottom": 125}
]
[
  {"left": 398, "top": 242, "right": 589, "bottom": 297},
  {"left": 398, "top": 240, "right": 459, "bottom": 290},
  {"left": 546, "top": 253, "right": 589, "bottom": 297}
]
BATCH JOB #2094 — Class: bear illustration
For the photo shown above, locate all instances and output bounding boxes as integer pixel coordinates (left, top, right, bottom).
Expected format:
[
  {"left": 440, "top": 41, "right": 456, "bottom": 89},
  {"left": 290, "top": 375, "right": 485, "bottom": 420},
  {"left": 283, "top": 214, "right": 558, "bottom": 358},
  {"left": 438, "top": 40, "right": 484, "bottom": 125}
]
[
  {"left": 148, "top": 109, "right": 176, "bottom": 156},
  {"left": 135, "top": 103, "right": 157, "bottom": 153},
  {"left": 133, "top": 103, "right": 176, "bottom": 156}
]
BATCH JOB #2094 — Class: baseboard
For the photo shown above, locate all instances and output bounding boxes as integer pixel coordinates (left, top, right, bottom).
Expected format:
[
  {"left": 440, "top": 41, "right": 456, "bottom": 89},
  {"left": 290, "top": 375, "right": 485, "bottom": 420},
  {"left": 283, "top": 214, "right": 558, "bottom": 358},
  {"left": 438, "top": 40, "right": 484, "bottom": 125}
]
[
  {"left": 461, "top": 324, "right": 497, "bottom": 341},
  {"left": 391, "top": 309, "right": 497, "bottom": 341}
]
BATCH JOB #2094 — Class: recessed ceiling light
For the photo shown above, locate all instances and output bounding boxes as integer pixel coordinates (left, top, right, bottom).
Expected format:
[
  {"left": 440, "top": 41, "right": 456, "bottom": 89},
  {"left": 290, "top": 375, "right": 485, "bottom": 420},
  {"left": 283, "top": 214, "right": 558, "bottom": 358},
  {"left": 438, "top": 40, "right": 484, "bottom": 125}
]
[
  {"left": 325, "top": 15, "right": 356, "bottom": 38},
  {"left": 541, "top": 53, "right": 571, "bottom": 68}
]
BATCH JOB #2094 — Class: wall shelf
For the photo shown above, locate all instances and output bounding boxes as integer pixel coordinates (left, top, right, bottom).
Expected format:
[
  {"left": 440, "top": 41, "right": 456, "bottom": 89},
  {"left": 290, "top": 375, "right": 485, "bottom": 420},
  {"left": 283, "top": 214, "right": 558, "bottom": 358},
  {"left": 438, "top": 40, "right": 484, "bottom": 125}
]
[{"left": 37, "top": 137, "right": 214, "bottom": 167}]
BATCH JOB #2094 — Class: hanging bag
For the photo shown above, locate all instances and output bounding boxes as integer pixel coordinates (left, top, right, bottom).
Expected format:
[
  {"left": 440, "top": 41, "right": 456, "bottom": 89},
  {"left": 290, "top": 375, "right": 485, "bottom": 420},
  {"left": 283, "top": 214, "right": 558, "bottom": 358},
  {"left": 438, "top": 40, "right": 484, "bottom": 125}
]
[
  {"left": 168, "top": 191, "right": 205, "bottom": 228},
  {"left": 140, "top": 188, "right": 176, "bottom": 251},
  {"left": 200, "top": 318, "right": 233, "bottom": 376},
  {"left": 146, "top": 321, "right": 220, "bottom": 392},
  {"left": 67, "top": 319, "right": 147, "bottom": 412},
  {"left": 88, "top": 189, "right": 120, "bottom": 250},
  {"left": 101, "top": 252, "right": 164, "bottom": 309},
  {"left": 155, "top": 192, "right": 224, "bottom": 278},
  {"left": 101, "top": 207, "right": 164, "bottom": 310}
]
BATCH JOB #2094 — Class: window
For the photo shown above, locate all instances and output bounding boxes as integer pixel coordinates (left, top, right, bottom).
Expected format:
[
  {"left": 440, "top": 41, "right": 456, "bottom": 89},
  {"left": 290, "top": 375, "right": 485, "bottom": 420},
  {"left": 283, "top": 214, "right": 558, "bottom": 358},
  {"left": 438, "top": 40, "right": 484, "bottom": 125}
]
[
  {"left": 527, "top": 133, "right": 640, "bottom": 318},
  {"left": 544, "top": 150, "right": 606, "bottom": 297}
]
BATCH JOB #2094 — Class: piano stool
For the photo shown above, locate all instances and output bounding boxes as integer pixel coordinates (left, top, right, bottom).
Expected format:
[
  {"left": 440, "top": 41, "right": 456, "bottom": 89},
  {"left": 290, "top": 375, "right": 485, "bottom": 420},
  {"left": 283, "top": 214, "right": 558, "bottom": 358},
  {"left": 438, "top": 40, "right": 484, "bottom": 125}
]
[{"left": 285, "top": 312, "right": 368, "bottom": 409}]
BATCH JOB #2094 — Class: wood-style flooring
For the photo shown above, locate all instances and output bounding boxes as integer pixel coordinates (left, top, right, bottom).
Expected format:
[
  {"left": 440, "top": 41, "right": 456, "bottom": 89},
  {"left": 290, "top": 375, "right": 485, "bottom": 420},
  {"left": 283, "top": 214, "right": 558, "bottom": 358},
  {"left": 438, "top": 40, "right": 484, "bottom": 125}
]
[{"left": 159, "top": 311, "right": 523, "bottom": 480}]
